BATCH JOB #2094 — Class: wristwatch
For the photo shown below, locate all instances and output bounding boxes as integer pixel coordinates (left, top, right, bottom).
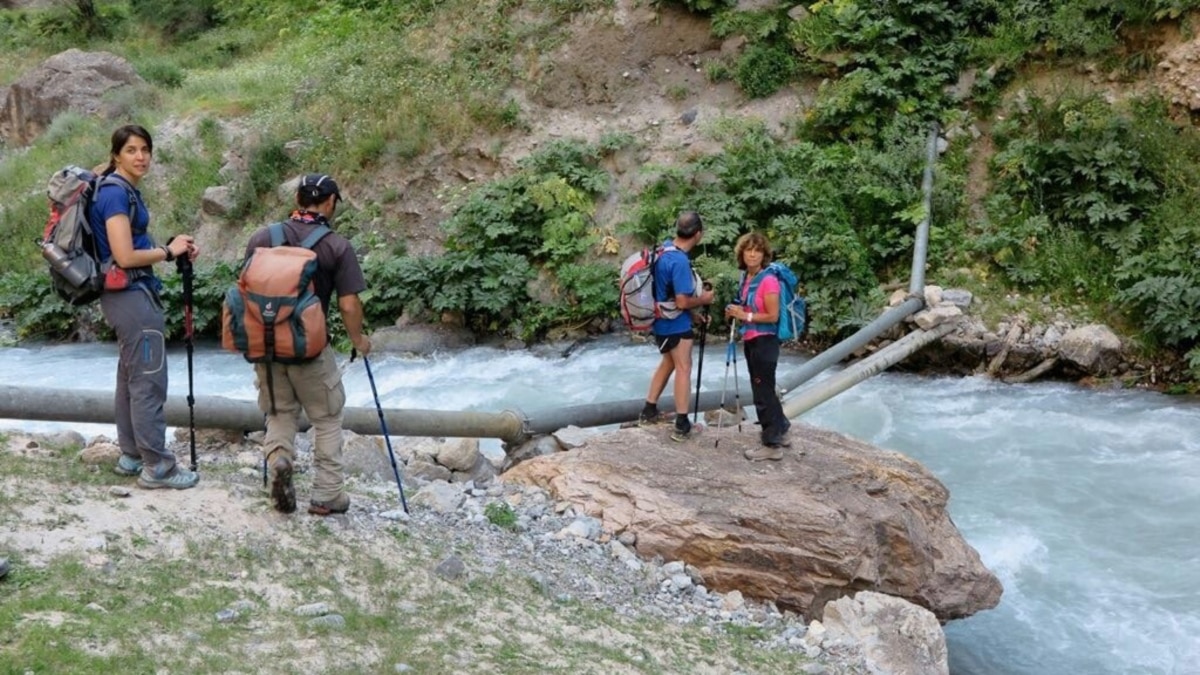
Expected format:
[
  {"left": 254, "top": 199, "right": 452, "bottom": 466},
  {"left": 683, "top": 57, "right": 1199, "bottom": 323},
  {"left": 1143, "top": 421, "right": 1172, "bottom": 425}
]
[{"left": 162, "top": 245, "right": 175, "bottom": 262}]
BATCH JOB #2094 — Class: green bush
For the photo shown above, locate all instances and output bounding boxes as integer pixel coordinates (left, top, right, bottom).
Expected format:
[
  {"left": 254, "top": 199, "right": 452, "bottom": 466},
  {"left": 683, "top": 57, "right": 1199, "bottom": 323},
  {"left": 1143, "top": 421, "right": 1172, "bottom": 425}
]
[
  {"left": 979, "top": 92, "right": 1200, "bottom": 357},
  {"left": 136, "top": 59, "right": 186, "bottom": 89},
  {"left": 734, "top": 42, "right": 796, "bottom": 99},
  {"left": 130, "top": 0, "right": 222, "bottom": 40},
  {"left": 32, "top": 0, "right": 127, "bottom": 43},
  {"left": 656, "top": 0, "right": 736, "bottom": 14},
  {"left": 484, "top": 501, "right": 518, "bottom": 530}
]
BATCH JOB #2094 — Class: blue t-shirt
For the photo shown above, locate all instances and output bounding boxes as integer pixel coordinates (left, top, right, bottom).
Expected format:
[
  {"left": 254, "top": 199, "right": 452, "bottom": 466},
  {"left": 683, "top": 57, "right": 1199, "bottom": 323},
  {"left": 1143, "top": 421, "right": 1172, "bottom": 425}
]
[
  {"left": 89, "top": 176, "right": 159, "bottom": 291},
  {"left": 652, "top": 240, "right": 696, "bottom": 336}
]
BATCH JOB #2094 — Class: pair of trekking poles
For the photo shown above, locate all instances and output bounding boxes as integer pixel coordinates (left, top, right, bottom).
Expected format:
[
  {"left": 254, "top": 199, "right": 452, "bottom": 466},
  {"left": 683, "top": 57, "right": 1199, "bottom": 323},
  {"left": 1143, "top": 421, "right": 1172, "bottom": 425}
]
[
  {"left": 174, "top": 258, "right": 409, "bottom": 514},
  {"left": 690, "top": 303, "right": 742, "bottom": 448}
]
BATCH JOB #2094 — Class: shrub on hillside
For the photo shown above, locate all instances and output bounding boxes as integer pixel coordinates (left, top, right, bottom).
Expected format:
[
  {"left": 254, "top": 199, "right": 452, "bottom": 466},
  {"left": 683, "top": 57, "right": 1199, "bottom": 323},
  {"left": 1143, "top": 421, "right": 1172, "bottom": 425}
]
[{"left": 130, "top": 0, "right": 221, "bottom": 41}]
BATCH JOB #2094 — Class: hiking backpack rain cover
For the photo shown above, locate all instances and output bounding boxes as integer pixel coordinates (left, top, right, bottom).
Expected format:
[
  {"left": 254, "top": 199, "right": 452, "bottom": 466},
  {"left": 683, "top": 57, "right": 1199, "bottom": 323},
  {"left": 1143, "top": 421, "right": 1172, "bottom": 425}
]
[
  {"left": 619, "top": 244, "right": 696, "bottom": 332},
  {"left": 39, "top": 166, "right": 121, "bottom": 306},
  {"left": 222, "top": 223, "right": 331, "bottom": 363}
]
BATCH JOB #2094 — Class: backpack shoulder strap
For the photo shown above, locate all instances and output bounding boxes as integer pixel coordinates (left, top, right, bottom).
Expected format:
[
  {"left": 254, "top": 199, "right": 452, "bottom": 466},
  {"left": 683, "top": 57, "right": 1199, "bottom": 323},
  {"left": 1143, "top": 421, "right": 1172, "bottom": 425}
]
[
  {"left": 298, "top": 224, "right": 332, "bottom": 250},
  {"left": 268, "top": 222, "right": 287, "bottom": 247}
]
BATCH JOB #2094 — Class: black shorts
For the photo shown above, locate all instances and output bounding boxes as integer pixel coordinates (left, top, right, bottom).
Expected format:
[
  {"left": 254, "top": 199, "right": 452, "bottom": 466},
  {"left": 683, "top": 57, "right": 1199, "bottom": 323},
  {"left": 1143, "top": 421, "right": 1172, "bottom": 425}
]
[{"left": 654, "top": 329, "right": 695, "bottom": 354}]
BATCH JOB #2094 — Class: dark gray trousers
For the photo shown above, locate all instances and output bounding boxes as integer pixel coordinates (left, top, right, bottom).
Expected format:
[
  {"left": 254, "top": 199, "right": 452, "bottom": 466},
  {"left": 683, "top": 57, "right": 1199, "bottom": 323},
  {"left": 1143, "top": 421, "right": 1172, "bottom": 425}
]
[
  {"left": 100, "top": 287, "right": 175, "bottom": 474},
  {"left": 743, "top": 334, "right": 787, "bottom": 444}
]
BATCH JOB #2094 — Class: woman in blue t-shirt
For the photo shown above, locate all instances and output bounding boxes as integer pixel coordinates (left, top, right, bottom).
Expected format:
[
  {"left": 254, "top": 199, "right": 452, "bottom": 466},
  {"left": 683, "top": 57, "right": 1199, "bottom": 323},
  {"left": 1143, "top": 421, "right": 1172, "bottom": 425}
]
[
  {"left": 92, "top": 124, "right": 200, "bottom": 490},
  {"left": 725, "top": 232, "right": 791, "bottom": 460}
]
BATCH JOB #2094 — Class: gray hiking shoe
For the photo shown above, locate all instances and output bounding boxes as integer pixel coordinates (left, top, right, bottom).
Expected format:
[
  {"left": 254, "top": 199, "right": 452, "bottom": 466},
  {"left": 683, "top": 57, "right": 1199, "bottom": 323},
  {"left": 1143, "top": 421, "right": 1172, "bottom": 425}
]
[
  {"left": 744, "top": 445, "right": 784, "bottom": 462},
  {"left": 0, "top": 557, "right": 10, "bottom": 580},
  {"left": 113, "top": 454, "right": 143, "bottom": 477},
  {"left": 270, "top": 455, "right": 296, "bottom": 514},
  {"left": 137, "top": 466, "right": 199, "bottom": 490},
  {"left": 308, "top": 494, "right": 350, "bottom": 516}
]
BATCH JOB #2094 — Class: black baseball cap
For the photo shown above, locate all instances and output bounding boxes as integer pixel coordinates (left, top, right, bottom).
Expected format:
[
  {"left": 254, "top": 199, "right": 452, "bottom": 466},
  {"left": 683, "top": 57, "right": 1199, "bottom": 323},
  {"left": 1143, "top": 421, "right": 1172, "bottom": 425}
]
[{"left": 298, "top": 173, "right": 341, "bottom": 201}]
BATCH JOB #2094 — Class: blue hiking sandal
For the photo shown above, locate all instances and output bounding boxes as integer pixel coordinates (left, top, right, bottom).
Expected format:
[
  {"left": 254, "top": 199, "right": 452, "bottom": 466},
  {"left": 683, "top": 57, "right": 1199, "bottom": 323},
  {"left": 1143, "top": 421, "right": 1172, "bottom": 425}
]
[
  {"left": 113, "top": 455, "right": 143, "bottom": 477},
  {"left": 137, "top": 466, "right": 199, "bottom": 490}
]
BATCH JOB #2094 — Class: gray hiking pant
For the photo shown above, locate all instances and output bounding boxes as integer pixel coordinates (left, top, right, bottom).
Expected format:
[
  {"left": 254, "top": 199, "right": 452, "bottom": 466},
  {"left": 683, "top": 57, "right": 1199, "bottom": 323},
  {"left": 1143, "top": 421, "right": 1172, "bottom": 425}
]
[
  {"left": 254, "top": 346, "right": 347, "bottom": 503},
  {"left": 100, "top": 287, "right": 176, "bottom": 475}
]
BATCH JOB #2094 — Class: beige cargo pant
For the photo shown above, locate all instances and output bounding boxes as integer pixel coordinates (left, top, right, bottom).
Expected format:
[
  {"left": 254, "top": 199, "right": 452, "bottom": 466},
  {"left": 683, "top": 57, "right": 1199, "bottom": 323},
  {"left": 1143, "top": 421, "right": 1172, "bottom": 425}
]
[{"left": 254, "top": 345, "right": 347, "bottom": 503}]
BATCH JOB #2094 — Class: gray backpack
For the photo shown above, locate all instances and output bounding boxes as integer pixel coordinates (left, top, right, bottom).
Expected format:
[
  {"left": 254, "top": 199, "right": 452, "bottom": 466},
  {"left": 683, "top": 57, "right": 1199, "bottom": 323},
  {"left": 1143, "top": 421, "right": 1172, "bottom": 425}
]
[{"left": 39, "top": 166, "right": 133, "bottom": 306}]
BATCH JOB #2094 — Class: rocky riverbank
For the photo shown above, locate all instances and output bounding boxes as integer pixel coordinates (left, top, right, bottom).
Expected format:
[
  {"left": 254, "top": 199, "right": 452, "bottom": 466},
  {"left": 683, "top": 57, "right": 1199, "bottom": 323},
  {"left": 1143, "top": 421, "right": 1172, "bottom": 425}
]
[{"left": 1, "top": 420, "right": 969, "bottom": 674}]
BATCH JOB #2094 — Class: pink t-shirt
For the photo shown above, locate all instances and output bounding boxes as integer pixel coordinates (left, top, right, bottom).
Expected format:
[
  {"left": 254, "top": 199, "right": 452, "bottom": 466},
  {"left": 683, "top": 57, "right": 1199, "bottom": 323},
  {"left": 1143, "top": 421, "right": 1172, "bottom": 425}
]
[{"left": 740, "top": 272, "right": 781, "bottom": 341}]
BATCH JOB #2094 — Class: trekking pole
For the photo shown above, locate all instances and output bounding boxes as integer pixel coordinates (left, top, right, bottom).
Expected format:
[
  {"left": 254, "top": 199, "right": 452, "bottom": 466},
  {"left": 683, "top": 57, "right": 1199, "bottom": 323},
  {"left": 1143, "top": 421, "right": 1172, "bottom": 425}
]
[
  {"left": 731, "top": 322, "right": 743, "bottom": 434},
  {"left": 691, "top": 284, "right": 712, "bottom": 424},
  {"left": 715, "top": 320, "right": 736, "bottom": 449},
  {"left": 361, "top": 353, "right": 410, "bottom": 514},
  {"left": 176, "top": 254, "right": 197, "bottom": 472}
]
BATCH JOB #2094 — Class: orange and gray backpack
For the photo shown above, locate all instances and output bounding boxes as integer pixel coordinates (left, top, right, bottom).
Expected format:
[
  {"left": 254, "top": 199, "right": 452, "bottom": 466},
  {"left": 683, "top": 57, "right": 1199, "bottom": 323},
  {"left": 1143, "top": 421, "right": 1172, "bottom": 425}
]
[{"left": 221, "top": 222, "right": 331, "bottom": 365}]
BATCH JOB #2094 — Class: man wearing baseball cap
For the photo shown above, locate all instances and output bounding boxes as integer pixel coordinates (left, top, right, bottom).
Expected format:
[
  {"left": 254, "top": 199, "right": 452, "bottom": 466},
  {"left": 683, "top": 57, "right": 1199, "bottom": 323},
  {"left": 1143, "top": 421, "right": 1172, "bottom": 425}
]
[{"left": 240, "top": 172, "right": 372, "bottom": 516}]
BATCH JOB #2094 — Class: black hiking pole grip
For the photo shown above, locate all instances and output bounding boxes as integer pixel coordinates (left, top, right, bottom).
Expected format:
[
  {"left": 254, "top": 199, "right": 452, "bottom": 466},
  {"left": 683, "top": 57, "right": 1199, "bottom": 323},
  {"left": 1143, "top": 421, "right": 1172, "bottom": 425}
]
[
  {"left": 176, "top": 255, "right": 197, "bottom": 472},
  {"left": 364, "top": 355, "right": 409, "bottom": 514}
]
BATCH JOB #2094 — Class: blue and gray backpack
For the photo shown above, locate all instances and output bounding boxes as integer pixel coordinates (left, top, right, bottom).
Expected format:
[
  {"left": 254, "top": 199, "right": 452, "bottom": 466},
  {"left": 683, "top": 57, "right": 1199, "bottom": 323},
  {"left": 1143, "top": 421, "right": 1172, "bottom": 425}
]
[{"left": 741, "top": 262, "right": 807, "bottom": 341}]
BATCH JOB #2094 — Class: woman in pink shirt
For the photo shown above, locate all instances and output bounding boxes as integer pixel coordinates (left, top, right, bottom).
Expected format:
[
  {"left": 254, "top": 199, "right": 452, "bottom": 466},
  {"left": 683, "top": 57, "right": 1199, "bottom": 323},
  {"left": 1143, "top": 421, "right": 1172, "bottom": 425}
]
[{"left": 725, "top": 232, "right": 791, "bottom": 461}]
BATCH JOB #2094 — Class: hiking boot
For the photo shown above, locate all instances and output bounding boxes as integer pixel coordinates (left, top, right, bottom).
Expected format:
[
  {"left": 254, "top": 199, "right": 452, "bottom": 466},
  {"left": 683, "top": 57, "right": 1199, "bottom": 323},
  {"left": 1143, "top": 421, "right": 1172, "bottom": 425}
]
[
  {"left": 0, "top": 557, "right": 9, "bottom": 580},
  {"left": 745, "top": 445, "right": 784, "bottom": 462},
  {"left": 113, "top": 454, "right": 143, "bottom": 477},
  {"left": 308, "top": 494, "right": 350, "bottom": 516},
  {"left": 670, "top": 421, "right": 692, "bottom": 442},
  {"left": 269, "top": 455, "right": 297, "bottom": 514},
  {"left": 137, "top": 466, "right": 199, "bottom": 490}
]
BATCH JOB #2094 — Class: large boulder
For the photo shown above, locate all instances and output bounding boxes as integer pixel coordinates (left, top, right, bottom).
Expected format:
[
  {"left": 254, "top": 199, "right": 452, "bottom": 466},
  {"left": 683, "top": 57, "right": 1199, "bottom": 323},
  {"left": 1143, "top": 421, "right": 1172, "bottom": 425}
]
[
  {"left": 1058, "top": 324, "right": 1122, "bottom": 374},
  {"left": 370, "top": 323, "right": 476, "bottom": 355},
  {"left": 0, "top": 49, "right": 144, "bottom": 147},
  {"left": 820, "top": 591, "right": 949, "bottom": 675},
  {"left": 503, "top": 424, "right": 1002, "bottom": 621}
]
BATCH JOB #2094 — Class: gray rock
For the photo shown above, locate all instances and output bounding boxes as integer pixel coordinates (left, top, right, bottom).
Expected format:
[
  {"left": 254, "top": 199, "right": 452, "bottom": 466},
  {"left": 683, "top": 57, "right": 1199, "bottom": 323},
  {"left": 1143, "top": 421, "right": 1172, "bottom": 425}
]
[
  {"left": 912, "top": 305, "right": 962, "bottom": 330},
  {"left": 505, "top": 435, "right": 562, "bottom": 468},
  {"left": 551, "top": 425, "right": 602, "bottom": 450},
  {"left": 1059, "top": 324, "right": 1123, "bottom": 374},
  {"left": 0, "top": 49, "right": 145, "bottom": 147},
  {"left": 200, "top": 186, "right": 235, "bottom": 217},
  {"left": 307, "top": 614, "right": 346, "bottom": 629},
  {"left": 940, "top": 289, "right": 973, "bottom": 309},
  {"left": 436, "top": 437, "right": 480, "bottom": 472},
  {"left": 406, "top": 458, "right": 452, "bottom": 484},
  {"left": 821, "top": 591, "right": 949, "bottom": 675},
  {"left": 557, "top": 516, "right": 603, "bottom": 541},
  {"left": 412, "top": 481, "right": 465, "bottom": 514},
  {"left": 451, "top": 454, "right": 496, "bottom": 486},
  {"left": 370, "top": 324, "right": 476, "bottom": 355},
  {"left": 434, "top": 556, "right": 466, "bottom": 580},
  {"left": 109, "top": 486, "right": 131, "bottom": 498},
  {"left": 293, "top": 602, "right": 331, "bottom": 617},
  {"left": 215, "top": 608, "right": 239, "bottom": 623},
  {"left": 341, "top": 432, "right": 396, "bottom": 481}
]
